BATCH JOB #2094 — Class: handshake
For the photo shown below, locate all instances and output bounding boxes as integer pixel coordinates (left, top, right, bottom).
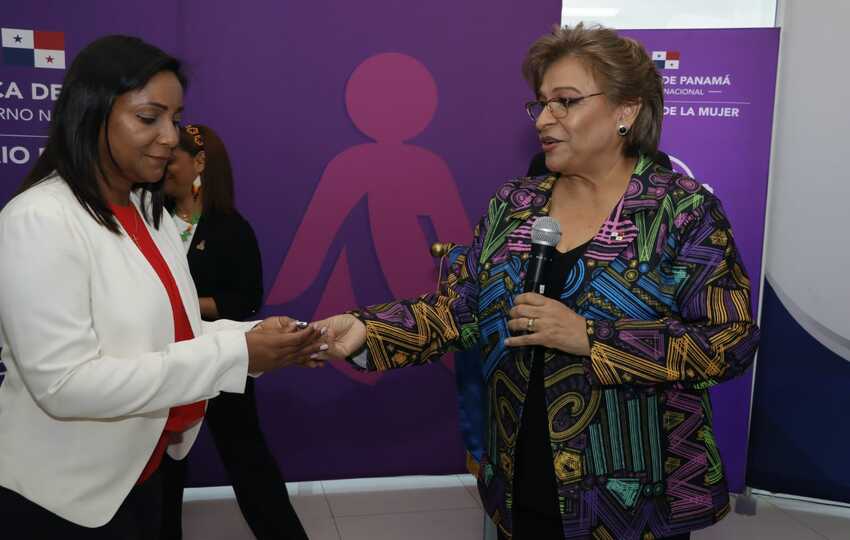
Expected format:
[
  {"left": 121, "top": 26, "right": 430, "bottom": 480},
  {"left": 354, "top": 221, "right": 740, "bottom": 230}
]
[{"left": 245, "top": 315, "right": 367, "bottom": 374}]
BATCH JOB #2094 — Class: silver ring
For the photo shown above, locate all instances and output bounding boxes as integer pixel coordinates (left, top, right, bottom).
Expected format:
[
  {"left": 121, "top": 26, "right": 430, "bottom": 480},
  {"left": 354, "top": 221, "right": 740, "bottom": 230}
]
[{"left": 526, "top": 317, "right": 535, "bottom": 332}]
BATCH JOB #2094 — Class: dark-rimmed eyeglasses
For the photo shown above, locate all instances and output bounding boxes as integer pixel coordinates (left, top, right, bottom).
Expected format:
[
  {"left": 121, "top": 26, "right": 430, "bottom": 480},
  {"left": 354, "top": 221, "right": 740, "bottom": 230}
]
[{"left": 524, "top": 92, "right": 604, "bottom": 121}]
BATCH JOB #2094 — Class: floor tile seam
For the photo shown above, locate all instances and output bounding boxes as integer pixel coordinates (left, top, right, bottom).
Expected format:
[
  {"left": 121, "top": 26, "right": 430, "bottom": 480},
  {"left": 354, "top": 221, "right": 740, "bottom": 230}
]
[{"left": 331, "top": 506, "right": 487, "bottom": 519}]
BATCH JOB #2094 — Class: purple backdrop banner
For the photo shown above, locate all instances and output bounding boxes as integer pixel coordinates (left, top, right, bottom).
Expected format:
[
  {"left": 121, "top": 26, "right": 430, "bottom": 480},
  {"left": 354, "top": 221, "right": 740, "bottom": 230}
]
[
  {"left": 176, "top": 0, "right": 559, "bottom": 485},
  {"left": 622, "top": 28, "right": 779, "bottom": 492},
  {"left": 0, "top": 4, "right": 777, "bottom": 494},
  {"left": 0, "top": 5, "right": 177, "bottom": 205}
]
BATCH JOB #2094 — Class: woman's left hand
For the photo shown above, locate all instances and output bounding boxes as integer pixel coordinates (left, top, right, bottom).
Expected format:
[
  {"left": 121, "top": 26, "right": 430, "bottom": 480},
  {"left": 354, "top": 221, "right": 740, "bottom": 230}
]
[{"left": 505, "top": 293, "right": 591, "bottom": 356}]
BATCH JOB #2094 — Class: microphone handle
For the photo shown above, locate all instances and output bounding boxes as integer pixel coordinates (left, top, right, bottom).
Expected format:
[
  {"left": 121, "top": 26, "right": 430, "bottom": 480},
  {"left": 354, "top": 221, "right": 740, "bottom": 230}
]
[
  {"left": 522, "top": 243, "right": 555, "bottom": 366},
  {"left": 523, "top": 243, "right": 555, "bottom": 295}
]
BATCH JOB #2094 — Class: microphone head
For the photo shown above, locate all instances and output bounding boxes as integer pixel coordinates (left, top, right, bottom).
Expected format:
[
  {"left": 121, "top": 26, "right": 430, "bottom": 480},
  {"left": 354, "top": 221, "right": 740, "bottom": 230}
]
[{"left": 531, "top": 216, "right": 561, "bottom": 247}]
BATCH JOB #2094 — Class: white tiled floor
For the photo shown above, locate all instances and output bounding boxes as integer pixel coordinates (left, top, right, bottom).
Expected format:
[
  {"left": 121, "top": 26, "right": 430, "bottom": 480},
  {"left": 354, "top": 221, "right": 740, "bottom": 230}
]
[{"left": 182, "top": 475, "right": 850, "bottom": 540}]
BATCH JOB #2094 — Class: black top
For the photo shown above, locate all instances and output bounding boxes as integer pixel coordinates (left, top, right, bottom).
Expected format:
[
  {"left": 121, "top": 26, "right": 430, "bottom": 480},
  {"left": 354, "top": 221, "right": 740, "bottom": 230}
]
[
  {"left": 513, "top": 241, "right": 590, "bottom": 520},
  {"left": 185, "top": 210, "right": 263, "bottom": 321}
]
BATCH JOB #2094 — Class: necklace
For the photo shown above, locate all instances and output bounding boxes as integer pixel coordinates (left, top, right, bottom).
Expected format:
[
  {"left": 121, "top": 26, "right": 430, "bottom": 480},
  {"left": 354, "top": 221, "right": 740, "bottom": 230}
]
[
  {"left": 175, "top": 211, "right": 201, "bottom": 243},
  {"left": 116, "top": 206, "right": 143, "bottom": 246},
  {"left": 126, "top": 225, "right": 140, "bottom": 246}
]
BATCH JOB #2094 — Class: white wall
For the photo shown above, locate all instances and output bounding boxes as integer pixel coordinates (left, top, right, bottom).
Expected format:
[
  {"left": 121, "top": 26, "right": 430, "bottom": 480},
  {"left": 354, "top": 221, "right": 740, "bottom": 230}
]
[
  {"left": 561, "top": 0, "right": 776, "bottom": 29},
  {"left": 765, "top": 0, "right": 850, "bottom": 360}
]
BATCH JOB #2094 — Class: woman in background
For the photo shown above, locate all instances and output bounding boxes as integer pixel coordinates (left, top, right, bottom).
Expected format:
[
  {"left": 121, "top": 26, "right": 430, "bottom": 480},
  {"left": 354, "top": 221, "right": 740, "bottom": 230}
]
[{"left": 162, "top": 123, "right": 309, "bottom": 540}]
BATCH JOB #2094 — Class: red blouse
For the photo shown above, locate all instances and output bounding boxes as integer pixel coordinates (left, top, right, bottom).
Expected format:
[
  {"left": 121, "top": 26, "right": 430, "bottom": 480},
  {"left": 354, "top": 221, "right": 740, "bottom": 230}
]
[{"left": 111, "top": 203, "right": 206, "bottom": 484}]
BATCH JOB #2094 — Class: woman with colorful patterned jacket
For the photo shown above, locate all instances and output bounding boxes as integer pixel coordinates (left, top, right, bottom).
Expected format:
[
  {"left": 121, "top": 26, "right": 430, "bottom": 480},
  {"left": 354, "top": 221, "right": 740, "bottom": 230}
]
[{"left": 314, "top": 24, "right": 760, "bottom": 540}]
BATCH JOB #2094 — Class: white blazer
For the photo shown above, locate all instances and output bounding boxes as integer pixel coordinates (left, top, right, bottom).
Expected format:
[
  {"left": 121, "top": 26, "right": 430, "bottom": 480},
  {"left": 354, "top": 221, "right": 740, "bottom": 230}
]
[{"left": 0, "top": 176, "right": 255, "bottom": 527}]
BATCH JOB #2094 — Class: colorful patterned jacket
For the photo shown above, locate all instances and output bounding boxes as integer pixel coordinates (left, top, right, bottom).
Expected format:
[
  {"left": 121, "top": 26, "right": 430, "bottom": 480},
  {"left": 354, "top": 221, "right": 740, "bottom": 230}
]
[{"left": 350, "top": 155, "right": 760, "bottom": 539}]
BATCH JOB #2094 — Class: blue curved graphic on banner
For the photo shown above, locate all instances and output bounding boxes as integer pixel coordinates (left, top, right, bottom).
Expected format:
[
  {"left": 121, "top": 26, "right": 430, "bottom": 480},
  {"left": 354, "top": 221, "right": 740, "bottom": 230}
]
[{"left": 747, "top": 279, "right": 850, "bottom": 503}]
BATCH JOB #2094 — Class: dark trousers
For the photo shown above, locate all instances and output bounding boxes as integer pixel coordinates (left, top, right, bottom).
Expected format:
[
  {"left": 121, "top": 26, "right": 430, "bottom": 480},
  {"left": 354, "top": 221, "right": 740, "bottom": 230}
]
[
  {"left": 162, "top": 377, "right": 307, "bottom": 540},
  {"left": 0, "top": 469, "right": 162, "bottom": 540},
  {"left": 511, "top": 505, "right": 565, "bottom": 540}
]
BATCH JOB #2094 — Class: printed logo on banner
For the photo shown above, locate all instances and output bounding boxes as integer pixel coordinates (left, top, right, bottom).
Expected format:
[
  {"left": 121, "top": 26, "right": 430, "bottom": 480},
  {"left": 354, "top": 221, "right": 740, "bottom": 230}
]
[
  {"left": 652, "top": 50, "right": 680, "bottom": 70},
  {"left": 2, "top": 27, "right": 65, "bottom": 69},
  {"left": 658, "top": 47, "right": 738, "bottom": 120},
  {"left": 0, "top": 27, "right": 64, "bottom": 169},
  {"left": 267, "top": 53, "right": 470, "bottom": 385}
]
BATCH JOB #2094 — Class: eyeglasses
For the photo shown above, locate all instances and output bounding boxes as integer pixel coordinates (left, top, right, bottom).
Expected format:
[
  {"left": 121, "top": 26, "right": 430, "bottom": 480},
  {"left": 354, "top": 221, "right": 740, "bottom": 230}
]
[{"left": 524, "top": 92, "right": 604, "bottom": 121}]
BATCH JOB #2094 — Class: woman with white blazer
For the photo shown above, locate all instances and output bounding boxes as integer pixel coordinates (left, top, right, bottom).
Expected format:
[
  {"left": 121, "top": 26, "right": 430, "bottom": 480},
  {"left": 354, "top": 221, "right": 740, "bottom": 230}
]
[{"left": 0, "top": 35, "right": 324, "bottom": 539}]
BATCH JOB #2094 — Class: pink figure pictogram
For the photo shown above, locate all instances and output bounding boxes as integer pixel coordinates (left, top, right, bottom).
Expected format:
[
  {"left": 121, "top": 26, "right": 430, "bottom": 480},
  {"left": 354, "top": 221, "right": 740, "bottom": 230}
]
[{"left": 268, "top": 52, "right": 471, "bottom": 384}]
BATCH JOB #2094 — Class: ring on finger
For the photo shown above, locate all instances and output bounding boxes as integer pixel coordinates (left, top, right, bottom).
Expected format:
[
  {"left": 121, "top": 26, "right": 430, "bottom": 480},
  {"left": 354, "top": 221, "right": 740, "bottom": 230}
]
[{"left": 526, "top": 317, "right": 536, "bottom": 333}]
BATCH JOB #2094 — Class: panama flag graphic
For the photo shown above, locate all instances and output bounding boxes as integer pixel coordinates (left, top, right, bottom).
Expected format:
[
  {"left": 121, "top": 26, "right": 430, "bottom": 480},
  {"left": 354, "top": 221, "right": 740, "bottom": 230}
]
[
  {"left": 652, "top": 50, "right": 680, "bottom": 70},
  {"left": 2, "top": 28, "right": 65, "bottom": 69}
]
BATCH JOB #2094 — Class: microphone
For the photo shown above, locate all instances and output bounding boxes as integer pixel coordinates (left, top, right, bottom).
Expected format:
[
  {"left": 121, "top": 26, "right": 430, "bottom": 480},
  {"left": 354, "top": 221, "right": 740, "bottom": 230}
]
[{"left": 523, "top": 216, "right": 562, "bottom": 295}]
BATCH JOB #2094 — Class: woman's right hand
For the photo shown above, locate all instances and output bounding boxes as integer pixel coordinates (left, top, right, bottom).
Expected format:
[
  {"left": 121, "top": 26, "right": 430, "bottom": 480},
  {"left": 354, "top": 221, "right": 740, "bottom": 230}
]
[{"left": 245, "top": 319, "right": 326, "bottom": 373}]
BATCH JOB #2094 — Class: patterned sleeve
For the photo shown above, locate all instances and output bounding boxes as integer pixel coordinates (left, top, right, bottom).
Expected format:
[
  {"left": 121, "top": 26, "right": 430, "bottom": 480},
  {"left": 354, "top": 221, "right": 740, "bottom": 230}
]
[
  {"left": 585, "top": 197, "right": 760, "bottom": 388},
  {"left": 347, "top": 219, "right": 484, "bottom": 372}
]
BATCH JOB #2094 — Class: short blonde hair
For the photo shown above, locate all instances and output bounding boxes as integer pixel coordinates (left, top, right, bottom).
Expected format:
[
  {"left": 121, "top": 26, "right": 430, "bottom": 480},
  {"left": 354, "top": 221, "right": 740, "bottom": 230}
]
[{"left": 522, "top": 23, "right": 663, "bottom": 157}]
